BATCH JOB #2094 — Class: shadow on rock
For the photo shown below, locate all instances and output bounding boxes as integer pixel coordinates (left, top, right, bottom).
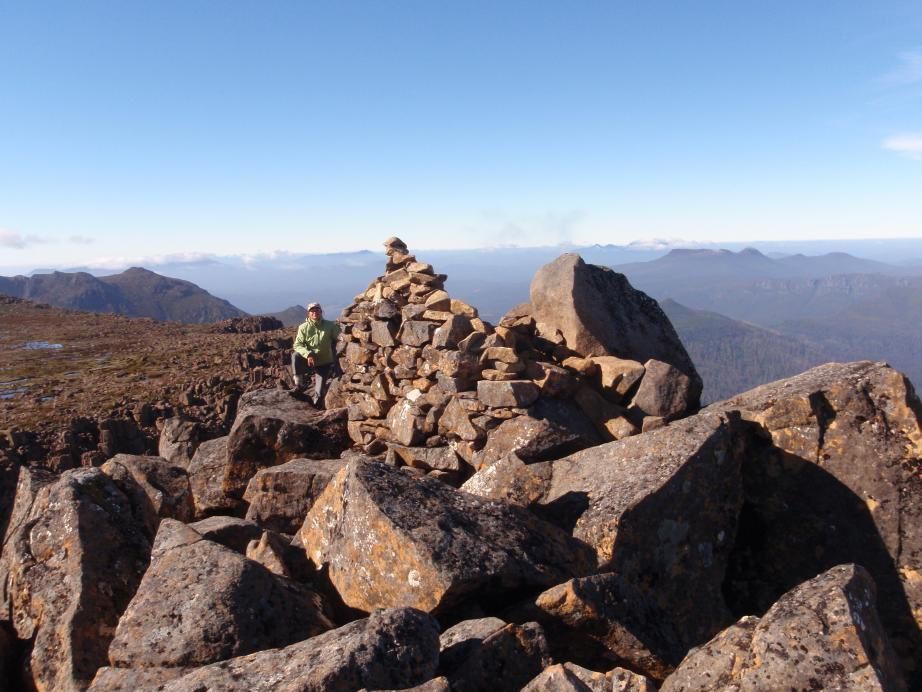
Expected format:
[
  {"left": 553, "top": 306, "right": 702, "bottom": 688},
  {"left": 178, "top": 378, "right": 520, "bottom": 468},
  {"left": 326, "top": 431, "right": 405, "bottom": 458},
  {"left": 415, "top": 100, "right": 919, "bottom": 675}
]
[{"left": 723, "top": 430, "right": 922, "bottom": 686}]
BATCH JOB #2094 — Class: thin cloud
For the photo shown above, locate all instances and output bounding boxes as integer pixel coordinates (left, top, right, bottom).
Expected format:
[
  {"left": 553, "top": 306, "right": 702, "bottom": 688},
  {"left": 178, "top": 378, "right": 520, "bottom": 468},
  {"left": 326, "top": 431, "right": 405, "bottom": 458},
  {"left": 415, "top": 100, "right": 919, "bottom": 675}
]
[
  {"left": 470, "top": 209, "right": 585, "bottom": 249},
  {"left": 880, "top": 49, "right": 922, "bottom": 86},
  {"left": 87, "top": 251, "right": 219, "bottom": 270},
  {"left": 69, "top": 235, "right": 95, "bottom": 245},
  {"left": 0, "top": 229, "right": 45, "bottom": 248},
  {"left": 882, "top": 133, "right": 922, "bottom": 160}
]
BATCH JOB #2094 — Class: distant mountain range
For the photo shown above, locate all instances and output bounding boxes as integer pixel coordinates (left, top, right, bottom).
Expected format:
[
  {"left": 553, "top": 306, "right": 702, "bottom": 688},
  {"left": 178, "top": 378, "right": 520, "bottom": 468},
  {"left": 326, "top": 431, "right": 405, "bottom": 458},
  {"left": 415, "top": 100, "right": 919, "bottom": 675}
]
[
  {"left": 611, "top": 248, "right": 922, "bottom": 392},
  {"left": 0, "top": 267, "right": 246, "bottom": 323},
  {"left": 660, "top": 300, "right": 830, "bottom": 403},
  {"left": 5, "top": 243, "right": 922, "bottom": 402}
]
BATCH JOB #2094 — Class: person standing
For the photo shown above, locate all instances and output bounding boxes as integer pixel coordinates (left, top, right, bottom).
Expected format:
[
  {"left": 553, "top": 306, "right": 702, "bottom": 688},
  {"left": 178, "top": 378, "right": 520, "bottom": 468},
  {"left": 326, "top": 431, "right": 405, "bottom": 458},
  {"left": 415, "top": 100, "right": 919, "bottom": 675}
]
[{"left": 291, "top": 302, "right": 341, "bottom": 407}]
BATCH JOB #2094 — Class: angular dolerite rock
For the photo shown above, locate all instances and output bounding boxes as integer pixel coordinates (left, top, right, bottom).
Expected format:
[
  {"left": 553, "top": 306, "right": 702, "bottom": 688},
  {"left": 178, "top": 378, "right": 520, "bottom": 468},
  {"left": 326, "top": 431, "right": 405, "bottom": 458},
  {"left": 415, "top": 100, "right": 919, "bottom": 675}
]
[
  {"left": 534, "top": 411, "right": 750, "bottom": 652},
  {"left": 157, "top": 418, "right": 203, "bottom": 467},
  {"left": 629, "top": 359, "right": 698, "bottom": 421},
  {"left": 706, "top": 361, "right": 922, "bottom": 681},
  {"left": 522, "top": 663, "right": 656, "bottom": 692},
  {"left": 101, "top": 454, "right": 195, "bottom": 530},
  {"left": 188, "top": 515, "right": 264, "bottom": 554},
  {"left": 243, "top": 458, "right": 347, "bottom": 533},
  {"left": 474, "top": 413, "right": 594, "bottom": 469},
  {"left": 529, "top": 253, "right": 701, "bottom": 407},
  {"left": 224, "top": 388, "right": 349, "bottom": 499},
  {"left": 0, "top": 463, "right": 55, "bottom": 622},
  {"left": 439, "top": 617, "right": 508, "bottom": 674},
  {"left": 0, "top": 456, "right": 20, "bottom": 546},
  {"left": 477, "top": 379, "right": 539, "bottom": 408},
  {"left": 245, "top": 530, "right": 295, "bottom": 577},
  {"left": 661, "top": 564, "right": 906, "bottom": 691},
  {"left": 533, "top": 572, "right": 683, "bottom": 680},
  {"left": 187, "top": 436, "right": 244, "bottom": 517},
  {"left": 89, "top": 666, "right": 189, "bottom": 691},
  {"left": 5, "top": 468, "right": 151, "bottom": 691},
  {"left": 301, "top": 460, "right": 596, "bottom": 613},
  {"left": 442, "top": 621, "right": 552, "bottom": 692},
  {"left": 130, "top": 608, "right": 439, "bottom": 692},
  {"left": 461, "top": 453, "right": 552, "bottom": 506},
  {"left": 108, "top": 518, "right": 333, "bottom": 669}
]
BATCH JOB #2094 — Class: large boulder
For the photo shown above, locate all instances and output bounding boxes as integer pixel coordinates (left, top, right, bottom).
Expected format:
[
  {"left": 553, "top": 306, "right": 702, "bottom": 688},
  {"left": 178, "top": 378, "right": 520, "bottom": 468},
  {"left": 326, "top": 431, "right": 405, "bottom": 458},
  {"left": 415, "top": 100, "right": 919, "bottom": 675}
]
[
  {"left": 706, "top": 361, "right": 922, "bottom": 682},
  {"left": 107, "top": 519, "right": 333, "bottom": 669},
  {"left": 101, "top": 454, "right": 195, "bottom": 531},
  {"left": 439, "top": 617, "right": 508, "bottom": 675},
  {"left": 441, "top": 621, "right": 552, "bottom": 692},
  {"left": 532, "top": 572, "right": 683, "bottom": 681},
  {"left": 532, "top": 411, "right": 751, "bottom": 653},
  {"left": 660, "top": 564, "right": 906, "bottom": 691},
  {"left": 522, "top": 663, "right": 656, "bottom": 692},
  {"left": 188, "top": 515, "right": 263, "bottom": 554},
  {"left": 474, "top": 408, "right": 597, "bottom": 469},
  {"left": 243, "top": 458, "right": 347, "bottom": 533},
  {"left": 186, "top": 436, "right": 244, "bottom": 517},
  {"left": 95, "top": 608, "right": 440, "bottom": 692},
  {"left": 0, "top": 456, "right": 20, "bottom": 546},
  {"left": 461, "top": 452, "right": 552, "bottom": 507},
  {"left": 0, "top": 463, "right": 55, "bottom": 622},
  {"left": 5, "top": 468, "right": 151, "bottom": 691},
  {"left": 629, "top": 359, "right": 699, "bottom": 421},
  {"left": 157, "top": 418, "right": 203, "bottom": 468},
  {"left": 224, "top": 388, "right": 349, "bottom": 499},
  {"left": 529, "top": 253, "right": 701, "bottom": 408},
  {"left": 300, "top": 460, "right": 596, "bottom": 614}
]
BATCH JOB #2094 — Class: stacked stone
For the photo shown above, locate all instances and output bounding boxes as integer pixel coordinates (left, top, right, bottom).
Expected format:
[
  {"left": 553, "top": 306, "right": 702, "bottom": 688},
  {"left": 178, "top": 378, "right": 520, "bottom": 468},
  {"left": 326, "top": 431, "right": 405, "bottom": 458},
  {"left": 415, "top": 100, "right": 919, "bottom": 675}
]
[
  {"left": 330, "top": 238, "right": 688, "bottom": 481},
  {"left": 330, "top": 238, "right": 483, "bottom": 466}
]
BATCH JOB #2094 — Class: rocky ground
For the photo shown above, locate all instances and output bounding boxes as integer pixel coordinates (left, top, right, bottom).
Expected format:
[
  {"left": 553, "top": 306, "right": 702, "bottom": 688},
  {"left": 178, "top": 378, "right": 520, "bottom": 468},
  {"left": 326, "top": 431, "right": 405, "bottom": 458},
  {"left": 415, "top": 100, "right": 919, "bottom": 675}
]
[
  {"left": 1, "top": 241, "right": 920, "bottom": 691},
  {"left": 0, "top": 296, "right": 293, "bottom": 469}
]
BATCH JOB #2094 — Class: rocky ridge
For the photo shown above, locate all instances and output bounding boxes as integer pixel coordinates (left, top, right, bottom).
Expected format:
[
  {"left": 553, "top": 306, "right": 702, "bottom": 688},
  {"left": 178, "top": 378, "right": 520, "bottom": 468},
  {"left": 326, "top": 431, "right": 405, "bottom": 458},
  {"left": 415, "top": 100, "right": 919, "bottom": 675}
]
[{"left": 0, "top": 240, "right": 920, "bottom": 690}]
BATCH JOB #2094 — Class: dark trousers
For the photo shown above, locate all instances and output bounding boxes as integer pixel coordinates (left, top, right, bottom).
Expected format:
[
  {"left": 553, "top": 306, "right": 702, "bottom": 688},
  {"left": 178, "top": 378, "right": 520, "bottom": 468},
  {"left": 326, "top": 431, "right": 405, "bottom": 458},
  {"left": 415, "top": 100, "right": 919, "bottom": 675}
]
[{"left": 291, "top": 353, "right": 335, "bottom": 407}]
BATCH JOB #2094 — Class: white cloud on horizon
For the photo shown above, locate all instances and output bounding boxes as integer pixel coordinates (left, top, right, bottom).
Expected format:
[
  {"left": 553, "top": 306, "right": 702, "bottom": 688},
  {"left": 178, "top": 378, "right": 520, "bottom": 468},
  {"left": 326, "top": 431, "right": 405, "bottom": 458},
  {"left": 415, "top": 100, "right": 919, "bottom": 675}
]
[
  {"left": 882, "top": 133, "right": 922, "bottom": 159},
  {"left": 625, "top": 237, "right": 711, "bottom": 250},
  {"left": 0, "top": 229, "right": 47, "bottom": 248},
  {"left": 880, "top": 49, "right": 922, "bottom": 86},
  {"left": 85, "top": 251, "right": 220, "bottom": 270}
]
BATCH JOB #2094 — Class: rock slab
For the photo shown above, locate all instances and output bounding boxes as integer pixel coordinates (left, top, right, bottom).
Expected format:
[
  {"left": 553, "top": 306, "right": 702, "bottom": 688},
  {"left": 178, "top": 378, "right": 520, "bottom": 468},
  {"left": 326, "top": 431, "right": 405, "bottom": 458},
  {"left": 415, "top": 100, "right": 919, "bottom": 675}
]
[
  {"left": 661, "top": 564, "right": 906, "bottom": 691},
  {"left": 301, "top": 460, "right": 596, "bottom": 613},
  {"left": 107, "top": 519, "right": 332, "bottom": 669},
  {"left": 224, "top": 388, "right": 349, "bottom": 498}
]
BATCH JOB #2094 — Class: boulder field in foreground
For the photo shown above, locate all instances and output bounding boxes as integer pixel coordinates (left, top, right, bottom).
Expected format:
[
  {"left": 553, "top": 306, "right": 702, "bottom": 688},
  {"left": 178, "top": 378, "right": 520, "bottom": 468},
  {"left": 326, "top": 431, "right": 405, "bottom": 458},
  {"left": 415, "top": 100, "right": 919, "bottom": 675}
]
[
  {"left": 466, "top": 410, "right": 752, "bottom": 657},
  {"left": 106, "top": 519, "right": 333, "bottom": 670},
  {"left": 661, "top": 564, "right": 905, "bottom": 691},
  {"left": 300, "top": 459, "right": 596, "bottom": 614},
  {"left": 91, "top": 607, "right": 440, "bottom": 692},
  {"left": 3, "top": 469, "right": 152, "bottom": 691},
  {"left": 706, "top": 360, "right": 922, "bottom": 683}
]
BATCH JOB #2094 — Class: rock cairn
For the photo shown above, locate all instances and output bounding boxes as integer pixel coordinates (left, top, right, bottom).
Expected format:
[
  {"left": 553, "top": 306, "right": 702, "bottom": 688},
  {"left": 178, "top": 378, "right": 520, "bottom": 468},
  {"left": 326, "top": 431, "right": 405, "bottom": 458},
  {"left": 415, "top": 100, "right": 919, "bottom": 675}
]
[{"left": 328, "top": 238, "right": 700, "bottom": 480}]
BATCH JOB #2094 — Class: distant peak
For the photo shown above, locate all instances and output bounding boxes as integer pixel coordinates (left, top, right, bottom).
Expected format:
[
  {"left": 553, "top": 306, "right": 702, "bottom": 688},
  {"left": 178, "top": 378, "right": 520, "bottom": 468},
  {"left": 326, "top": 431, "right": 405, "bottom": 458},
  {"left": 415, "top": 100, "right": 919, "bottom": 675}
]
[{"left": 739, "top": 247, "right": 766, "bottom": 257}]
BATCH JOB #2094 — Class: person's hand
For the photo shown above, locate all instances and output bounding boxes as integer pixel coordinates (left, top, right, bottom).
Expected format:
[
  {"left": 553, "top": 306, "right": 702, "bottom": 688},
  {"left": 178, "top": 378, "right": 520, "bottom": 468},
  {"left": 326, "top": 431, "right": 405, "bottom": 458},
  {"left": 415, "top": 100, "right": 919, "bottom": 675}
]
[{"left": 307, "top": 355, "right": 315, "bottom": 367}]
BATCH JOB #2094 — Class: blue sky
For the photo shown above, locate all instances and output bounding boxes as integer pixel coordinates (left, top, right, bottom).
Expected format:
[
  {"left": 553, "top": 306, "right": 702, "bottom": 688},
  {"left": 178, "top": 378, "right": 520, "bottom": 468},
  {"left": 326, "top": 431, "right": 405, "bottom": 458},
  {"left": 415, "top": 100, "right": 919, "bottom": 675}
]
[{"left": 1, "top": 1, "right": 921, "bottom": 271}]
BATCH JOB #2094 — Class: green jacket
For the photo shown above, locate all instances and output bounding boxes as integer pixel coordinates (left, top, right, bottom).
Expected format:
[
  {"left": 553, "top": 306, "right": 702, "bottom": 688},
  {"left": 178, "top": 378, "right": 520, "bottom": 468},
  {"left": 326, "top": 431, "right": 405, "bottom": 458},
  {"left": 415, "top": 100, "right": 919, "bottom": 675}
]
[{"left": 293, "top": 318, "right": 341, "bottom": 366}]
